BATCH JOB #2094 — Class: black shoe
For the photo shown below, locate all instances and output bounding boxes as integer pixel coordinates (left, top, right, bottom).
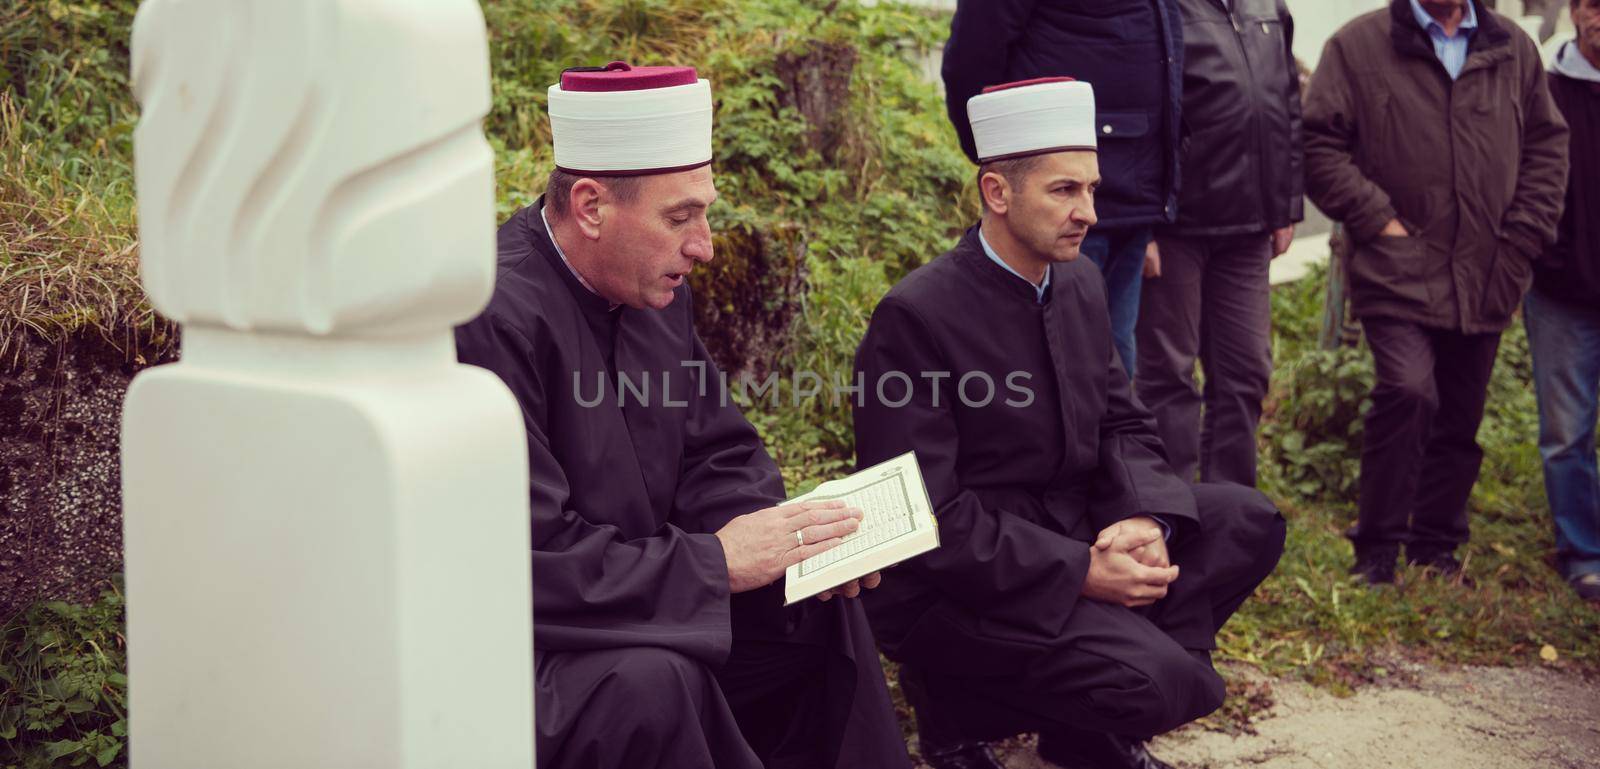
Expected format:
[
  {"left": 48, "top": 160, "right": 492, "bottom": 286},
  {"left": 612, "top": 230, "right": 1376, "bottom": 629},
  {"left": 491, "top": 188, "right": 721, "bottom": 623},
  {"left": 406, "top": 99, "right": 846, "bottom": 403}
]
[
  {"left": 1350, "top": 545, "right": 1398, "bottom": 585},
  {"left": 1037, "top": 730, "right": 1175, "bottom": 769},
  {"left": 1408, "top": 549, "right": 1472, "bottom": 585},
  {"left": 1569, "top": 572, "right": 1600, "bottom": 603},
  {"left": 920, "top": 741, "right": 1005, "bottom": 769}
]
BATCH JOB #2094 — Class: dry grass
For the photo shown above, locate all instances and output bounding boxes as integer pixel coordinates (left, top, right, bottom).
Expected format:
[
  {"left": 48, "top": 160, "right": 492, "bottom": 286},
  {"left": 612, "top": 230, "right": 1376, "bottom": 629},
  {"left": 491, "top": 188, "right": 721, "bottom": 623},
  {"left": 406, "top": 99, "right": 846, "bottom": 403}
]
[{"left": 0, "top": 92, "right": 169, "bottom": 367}]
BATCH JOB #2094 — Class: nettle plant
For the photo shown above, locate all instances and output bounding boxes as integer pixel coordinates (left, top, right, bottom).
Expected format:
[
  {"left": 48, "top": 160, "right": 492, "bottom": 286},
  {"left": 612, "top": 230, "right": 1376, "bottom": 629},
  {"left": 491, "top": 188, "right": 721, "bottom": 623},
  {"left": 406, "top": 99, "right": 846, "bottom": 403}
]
[
  {"left": 1, "top": 585, "right": 128, "bottom": 769},
  {"left": 1257, "top": 261, "right": 1376, "bottom": 505},
  {"left": 1260, "top": 346, "right": 1376, "bottom": 504}
]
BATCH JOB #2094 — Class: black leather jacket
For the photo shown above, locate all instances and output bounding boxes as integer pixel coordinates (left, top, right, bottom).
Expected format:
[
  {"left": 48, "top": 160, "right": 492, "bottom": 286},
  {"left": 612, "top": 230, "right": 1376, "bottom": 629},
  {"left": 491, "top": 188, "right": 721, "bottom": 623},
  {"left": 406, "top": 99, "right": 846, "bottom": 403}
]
[{"left": 1166, "top": 0, "right": 1304, "bottom": 236}]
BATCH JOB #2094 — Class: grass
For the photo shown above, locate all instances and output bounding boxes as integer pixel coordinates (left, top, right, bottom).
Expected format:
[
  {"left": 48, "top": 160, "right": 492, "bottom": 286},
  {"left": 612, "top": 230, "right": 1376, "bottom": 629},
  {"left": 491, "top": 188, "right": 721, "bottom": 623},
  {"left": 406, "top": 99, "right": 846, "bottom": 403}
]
[
  {"left": 0, "top": 0, "right": 163, "bottom": 366},
  {"left": 0, "top": 92, "right": 168, "bottom": 367},
  {"left": 1223, "top": 494, "right": 1600, "bottom": 689}
]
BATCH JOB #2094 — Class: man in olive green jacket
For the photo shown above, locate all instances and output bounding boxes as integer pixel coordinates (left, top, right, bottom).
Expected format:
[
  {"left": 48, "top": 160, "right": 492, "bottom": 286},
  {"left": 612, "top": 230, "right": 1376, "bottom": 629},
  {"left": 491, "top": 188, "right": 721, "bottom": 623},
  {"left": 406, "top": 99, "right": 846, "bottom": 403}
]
[{"left": 1303, "top": 0, "right": 1569, "bottom": 584}]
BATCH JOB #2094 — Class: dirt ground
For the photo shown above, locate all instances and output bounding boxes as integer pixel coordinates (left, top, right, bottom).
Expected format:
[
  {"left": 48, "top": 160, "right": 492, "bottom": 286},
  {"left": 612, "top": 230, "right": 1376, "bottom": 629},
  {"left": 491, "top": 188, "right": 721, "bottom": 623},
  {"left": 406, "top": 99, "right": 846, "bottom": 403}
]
[{"left": 980, "top": 663, "right": 1600, "bottom": 769}]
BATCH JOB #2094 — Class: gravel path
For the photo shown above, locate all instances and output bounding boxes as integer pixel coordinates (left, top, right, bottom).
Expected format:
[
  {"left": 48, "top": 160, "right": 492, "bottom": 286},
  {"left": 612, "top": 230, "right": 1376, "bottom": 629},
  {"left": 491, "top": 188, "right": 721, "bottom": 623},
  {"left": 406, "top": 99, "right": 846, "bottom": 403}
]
[{"left": 971, "top": 663, "right": 1600, "bottom": 769}]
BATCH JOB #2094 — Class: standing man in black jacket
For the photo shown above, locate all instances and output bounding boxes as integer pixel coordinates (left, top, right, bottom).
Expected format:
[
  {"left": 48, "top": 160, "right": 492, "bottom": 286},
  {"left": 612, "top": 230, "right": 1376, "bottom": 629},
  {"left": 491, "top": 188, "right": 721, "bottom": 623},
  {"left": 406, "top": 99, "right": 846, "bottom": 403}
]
[
  {"left": 1135, "top": 0, "right": 1303, "bottom": 487},
  {"left": 942, "top": 0, "right": 1184, "bottom": 379},
  {"left": 1527, "top": 0, "right": 1600, "bottom": 602}
]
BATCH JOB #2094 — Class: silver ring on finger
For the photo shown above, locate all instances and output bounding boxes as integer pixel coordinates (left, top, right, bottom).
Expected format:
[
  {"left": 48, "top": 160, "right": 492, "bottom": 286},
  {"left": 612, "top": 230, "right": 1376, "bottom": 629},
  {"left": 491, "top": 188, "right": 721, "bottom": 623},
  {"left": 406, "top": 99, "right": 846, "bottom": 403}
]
[{"left": 796, "top": 529, "right": 805, "bottom": 547}]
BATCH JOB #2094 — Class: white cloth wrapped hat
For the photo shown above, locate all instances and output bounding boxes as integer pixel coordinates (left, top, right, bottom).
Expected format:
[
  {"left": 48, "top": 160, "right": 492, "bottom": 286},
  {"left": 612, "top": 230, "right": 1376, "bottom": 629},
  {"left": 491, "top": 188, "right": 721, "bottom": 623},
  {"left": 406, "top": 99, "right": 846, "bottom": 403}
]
[
  {"left": 546, "top": 61, "right": 713, "bottom": 176},
  {"left": 967, "top": 77, "right": 1097, "bottom": 163}
]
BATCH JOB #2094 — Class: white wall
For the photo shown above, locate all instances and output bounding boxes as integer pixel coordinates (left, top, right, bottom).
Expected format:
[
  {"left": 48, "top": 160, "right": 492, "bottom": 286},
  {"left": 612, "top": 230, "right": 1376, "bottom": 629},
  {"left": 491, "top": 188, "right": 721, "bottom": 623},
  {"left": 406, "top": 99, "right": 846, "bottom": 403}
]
[{"left": 1285, "top": 0, "right": 1388, "bottom": 69}]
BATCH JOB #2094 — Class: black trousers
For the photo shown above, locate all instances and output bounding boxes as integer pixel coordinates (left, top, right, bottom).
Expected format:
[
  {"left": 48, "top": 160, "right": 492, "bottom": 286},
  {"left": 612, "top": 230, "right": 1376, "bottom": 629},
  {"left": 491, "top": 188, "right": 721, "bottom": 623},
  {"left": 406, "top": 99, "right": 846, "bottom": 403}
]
[
  {"left": 1136, "top": 232, "right": 1274, "bottom": 486},
  {"left": 534, "top": 595, "right": 908, "bottom": 769},
  {"left": 534, "top": 644, "right": 762, "bottom": 769},
  {"left": 901, "top": 483, "right": 1286, "bottom": 746},
  {"left": 715, "top": 635, "right": 836, "bottom": 769},
  {"left": 1353, "top": 318, "right": 1503, "bottom": 557}
]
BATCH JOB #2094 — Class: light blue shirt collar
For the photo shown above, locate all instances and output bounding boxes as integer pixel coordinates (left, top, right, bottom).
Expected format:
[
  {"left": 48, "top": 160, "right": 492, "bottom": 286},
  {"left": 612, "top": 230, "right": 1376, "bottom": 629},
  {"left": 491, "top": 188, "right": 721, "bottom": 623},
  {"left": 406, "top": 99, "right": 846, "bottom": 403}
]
[
  {"left": 1409, "top": 0, "right": 1478, "bottom": 35},
  {"left": 1409, "top": 0, "right": 1478, "bottom": 79},
  {"left": 978, "top": 226, "right": 1050, "bottom": 304}
]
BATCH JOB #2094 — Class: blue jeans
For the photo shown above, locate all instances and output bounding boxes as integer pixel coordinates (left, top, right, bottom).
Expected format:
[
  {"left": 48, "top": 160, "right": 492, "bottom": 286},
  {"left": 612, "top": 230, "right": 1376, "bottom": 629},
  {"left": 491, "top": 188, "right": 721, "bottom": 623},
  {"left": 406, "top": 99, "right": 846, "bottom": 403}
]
[
  {"left": 1081, "top": 227, "right": 1150, "bottom": 379},
  {"left": 1524, "top": 287, "right": 1600, "bottom": 579}
]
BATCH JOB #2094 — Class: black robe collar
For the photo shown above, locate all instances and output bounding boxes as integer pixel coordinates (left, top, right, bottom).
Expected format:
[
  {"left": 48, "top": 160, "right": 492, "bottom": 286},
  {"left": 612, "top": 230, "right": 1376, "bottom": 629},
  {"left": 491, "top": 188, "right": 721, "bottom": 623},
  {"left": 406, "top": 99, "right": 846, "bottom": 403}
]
[
  {"left": 523, "top": 196, "right": 625, "bottom": 365},
  {"left": 524, "top": 195, "right": 619, "bottom": 320},
  {"left": 951, "top": 224, "right": 1055, "bottom": 307}
]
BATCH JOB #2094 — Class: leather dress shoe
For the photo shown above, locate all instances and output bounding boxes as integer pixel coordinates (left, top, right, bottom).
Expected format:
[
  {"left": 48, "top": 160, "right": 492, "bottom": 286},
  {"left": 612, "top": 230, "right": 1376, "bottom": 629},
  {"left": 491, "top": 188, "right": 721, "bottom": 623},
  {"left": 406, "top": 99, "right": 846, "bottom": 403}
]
[
  {"left": 919, "top": 741, "right": 1005, "bottom": 769},
  {"left": 1349, "top": 544, "right": 1398, "bottom": 585},
  {"left": 1407, "top": 549, "right": 1473, "bottom": 585},
  {"left": 1037, "top": 730, "right": 1175, "bottom": 769}
]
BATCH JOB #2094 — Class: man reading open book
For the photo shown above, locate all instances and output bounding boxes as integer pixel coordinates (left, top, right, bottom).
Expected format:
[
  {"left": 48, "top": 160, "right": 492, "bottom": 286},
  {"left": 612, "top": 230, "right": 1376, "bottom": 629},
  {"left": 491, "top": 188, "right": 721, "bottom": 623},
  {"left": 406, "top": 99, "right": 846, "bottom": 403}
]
[
  {"left": 455, "top": 62, "right": 909, "bottom": 769},
  {"left": 852, "top": 78, "right": 1287, "bottom": 769}
]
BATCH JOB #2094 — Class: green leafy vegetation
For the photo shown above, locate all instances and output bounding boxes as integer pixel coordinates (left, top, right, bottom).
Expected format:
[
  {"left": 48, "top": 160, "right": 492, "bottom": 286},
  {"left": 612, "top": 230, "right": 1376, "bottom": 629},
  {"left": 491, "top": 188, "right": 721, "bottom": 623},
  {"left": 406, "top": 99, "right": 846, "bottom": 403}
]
[
  {"left": 1259, "top": 265, "right": 1373, "bottom": 504},
  {"left": 0, "top": 586, "right": 127, "bottom": 769}
]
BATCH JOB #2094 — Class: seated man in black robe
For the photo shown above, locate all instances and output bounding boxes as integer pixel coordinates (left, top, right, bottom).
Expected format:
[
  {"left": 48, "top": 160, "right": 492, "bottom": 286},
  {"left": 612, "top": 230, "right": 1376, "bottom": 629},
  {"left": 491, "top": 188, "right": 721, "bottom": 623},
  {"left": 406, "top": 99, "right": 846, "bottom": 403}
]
[
  {"left": 852, "top": 78, "right": 1286, "bottom": 769},
  {"left": 455, "top": 62, "right": 910, "bottom": 769}
]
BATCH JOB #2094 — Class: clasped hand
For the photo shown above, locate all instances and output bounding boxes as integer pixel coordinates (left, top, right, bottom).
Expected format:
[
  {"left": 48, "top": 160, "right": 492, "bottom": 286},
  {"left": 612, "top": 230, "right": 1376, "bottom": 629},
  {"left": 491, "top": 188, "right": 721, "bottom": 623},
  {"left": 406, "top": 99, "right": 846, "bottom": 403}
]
[
  {"left": 715, "top": 500, "right": 881, "bottom": 601},
  {"left": 1082, "top": 515, "right": 1179, "bottom": 608}
]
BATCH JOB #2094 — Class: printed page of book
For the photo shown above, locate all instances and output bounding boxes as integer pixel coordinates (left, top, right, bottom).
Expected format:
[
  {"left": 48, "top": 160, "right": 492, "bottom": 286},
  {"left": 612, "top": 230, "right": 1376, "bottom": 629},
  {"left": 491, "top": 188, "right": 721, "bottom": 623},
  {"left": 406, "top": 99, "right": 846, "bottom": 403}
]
[{"left": 783, "top": 451, "right": 939, "bottom": 604}]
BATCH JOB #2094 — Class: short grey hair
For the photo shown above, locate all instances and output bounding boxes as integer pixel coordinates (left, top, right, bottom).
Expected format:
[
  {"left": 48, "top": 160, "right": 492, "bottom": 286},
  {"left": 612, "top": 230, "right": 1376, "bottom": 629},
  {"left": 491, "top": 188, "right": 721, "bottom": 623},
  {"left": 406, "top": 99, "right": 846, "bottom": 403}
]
[{"left": 545, "top": 169, "right": 644, "bottom": 219}]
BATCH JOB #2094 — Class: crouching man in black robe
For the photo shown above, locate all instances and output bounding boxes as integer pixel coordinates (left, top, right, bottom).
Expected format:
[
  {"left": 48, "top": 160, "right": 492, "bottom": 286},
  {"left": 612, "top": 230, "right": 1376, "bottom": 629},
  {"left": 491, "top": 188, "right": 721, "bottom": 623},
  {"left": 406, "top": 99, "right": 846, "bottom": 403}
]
[
  {"left": 852, "top": 78, "right": 1286, "bottom": 769},
  {"left": 455, "top": 62, "right": 910, "bottom": 769}
]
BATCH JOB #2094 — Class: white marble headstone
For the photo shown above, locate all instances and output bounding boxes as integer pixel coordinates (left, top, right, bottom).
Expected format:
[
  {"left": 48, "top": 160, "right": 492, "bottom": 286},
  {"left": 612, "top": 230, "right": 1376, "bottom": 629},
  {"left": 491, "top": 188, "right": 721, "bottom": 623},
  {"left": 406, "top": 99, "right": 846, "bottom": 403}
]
[{"left": 121, "top": 1, "right": 534, "bottom": 766}]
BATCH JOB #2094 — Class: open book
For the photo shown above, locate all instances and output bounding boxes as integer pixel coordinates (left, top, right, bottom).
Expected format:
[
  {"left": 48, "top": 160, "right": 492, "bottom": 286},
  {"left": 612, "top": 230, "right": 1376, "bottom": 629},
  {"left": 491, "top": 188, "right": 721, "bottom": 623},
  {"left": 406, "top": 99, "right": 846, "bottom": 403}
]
[{"left": 783, "top": 451, "right": 939, "bottom": 605}]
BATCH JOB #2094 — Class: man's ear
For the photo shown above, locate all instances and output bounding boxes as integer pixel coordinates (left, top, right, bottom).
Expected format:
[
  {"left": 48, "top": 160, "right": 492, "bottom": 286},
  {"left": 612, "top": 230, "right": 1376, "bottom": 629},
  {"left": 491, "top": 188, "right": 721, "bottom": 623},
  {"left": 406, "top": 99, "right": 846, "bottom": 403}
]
[
  {"left": 979, "top": 171, "right": 1011, "bottom": 216},
  {"left": 569, "top": 178, "right": 606, "bottom": 240}
]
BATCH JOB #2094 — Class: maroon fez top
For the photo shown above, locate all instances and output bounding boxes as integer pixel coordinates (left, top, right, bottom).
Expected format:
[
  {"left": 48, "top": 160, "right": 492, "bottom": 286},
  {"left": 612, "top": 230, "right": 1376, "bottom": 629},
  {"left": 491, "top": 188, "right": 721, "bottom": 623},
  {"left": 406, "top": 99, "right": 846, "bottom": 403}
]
[
  {"left": 560, "top": 61, "right": 699, "bottom": 92},
  {"left": 981, "top": 76, "right": 1078, "bottom": 94}
]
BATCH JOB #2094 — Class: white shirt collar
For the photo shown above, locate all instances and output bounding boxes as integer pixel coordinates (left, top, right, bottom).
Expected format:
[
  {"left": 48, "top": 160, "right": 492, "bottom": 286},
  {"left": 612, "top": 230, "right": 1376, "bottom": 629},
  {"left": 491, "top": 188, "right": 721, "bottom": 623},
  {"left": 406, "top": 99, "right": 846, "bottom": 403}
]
[{"left": 540, "top": 205, "right": 619, "bottom": 310}]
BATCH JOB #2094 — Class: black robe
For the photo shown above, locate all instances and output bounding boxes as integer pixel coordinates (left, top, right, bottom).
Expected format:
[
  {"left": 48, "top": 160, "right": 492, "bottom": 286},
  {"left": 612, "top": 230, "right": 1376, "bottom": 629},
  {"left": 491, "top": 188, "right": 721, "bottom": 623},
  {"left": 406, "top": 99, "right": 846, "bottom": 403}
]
[
  {"left": 456, "top": 201, "right": 908, "bottom": 769},
  {"left": 852, "top": 225, "right": 1285, "bottom": 741}
]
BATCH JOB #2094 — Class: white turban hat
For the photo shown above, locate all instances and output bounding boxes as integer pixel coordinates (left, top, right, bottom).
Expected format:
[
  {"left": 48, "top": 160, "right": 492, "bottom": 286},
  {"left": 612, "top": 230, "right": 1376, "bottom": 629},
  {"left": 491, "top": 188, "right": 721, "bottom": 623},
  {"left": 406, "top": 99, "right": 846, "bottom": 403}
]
[
  {"left": 967, "top": 77, "right": 1097, "bottom": 163},
  {"left": 546, "top": 61, "right": 713, "bottom": 176}
]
